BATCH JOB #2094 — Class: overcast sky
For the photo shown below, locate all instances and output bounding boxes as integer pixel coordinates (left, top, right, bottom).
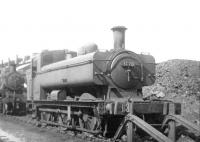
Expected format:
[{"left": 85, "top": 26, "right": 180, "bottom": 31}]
[{"left": 0, "top": 0, "right": 199, "bottom": 63}]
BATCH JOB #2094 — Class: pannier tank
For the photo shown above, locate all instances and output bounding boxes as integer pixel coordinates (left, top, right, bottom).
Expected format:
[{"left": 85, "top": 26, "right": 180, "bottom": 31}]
[{"left": 30, "top": 26, "right": 155, "bottom": 100}]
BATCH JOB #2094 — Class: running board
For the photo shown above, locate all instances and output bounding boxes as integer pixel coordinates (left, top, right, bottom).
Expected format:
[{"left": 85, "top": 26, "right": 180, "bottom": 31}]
[
  {"left": 113, "top": 114, "right": 173, "bottom": 142},
  {"left": 163, "top": 115, "right": 200, "bottom": 137}
]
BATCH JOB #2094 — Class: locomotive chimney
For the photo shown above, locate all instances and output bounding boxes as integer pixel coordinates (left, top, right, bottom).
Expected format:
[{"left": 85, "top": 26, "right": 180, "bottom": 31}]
[{"left": 111, "top": 26, "right": 127, "bottom": 50}]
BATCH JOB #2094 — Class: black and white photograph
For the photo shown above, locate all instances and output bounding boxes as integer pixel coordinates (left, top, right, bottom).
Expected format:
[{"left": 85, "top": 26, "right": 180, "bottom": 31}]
[{"left": 0, "top": 0, "right": 199, "bottom": 142}]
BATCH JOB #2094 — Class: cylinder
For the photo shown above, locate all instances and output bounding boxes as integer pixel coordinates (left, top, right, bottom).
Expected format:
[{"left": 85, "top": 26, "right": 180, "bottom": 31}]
[{"left": 111, "top": 26, "right": 127, "bottom": 50}]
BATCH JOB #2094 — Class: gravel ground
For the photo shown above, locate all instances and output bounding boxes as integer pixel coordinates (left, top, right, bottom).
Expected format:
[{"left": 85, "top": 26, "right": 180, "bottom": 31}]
[{"left": 0, "top": 116, "right": 83, "bottom": 142}]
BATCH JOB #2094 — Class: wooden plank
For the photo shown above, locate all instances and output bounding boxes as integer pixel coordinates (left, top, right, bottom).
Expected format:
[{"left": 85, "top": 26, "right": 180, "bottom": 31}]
[{"left": 127, "top": 114, "right": 173, "bottom": 142}]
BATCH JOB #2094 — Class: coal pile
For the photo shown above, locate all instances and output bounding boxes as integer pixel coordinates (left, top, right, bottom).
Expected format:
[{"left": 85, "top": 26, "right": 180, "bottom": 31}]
[
  {"left": 143, "top": 59, "right": 200, "bottom": 123},
  {"left": 155, "top": 59, "right": 200, "bottom": 96}
]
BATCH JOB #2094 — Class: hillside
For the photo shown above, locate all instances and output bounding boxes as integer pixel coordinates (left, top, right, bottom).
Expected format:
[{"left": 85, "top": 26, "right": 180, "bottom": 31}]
[{"left": 143, "top": 59, "right": 200, "bottom": 123}]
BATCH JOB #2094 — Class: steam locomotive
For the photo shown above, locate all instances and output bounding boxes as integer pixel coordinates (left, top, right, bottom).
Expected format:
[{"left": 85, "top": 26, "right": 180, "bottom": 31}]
[
  {"left": 25, "top": 27, "right": 199, "bottom": 142},
  {"left": 0, "top": 63, "right": 26, "bottom": 115}
]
